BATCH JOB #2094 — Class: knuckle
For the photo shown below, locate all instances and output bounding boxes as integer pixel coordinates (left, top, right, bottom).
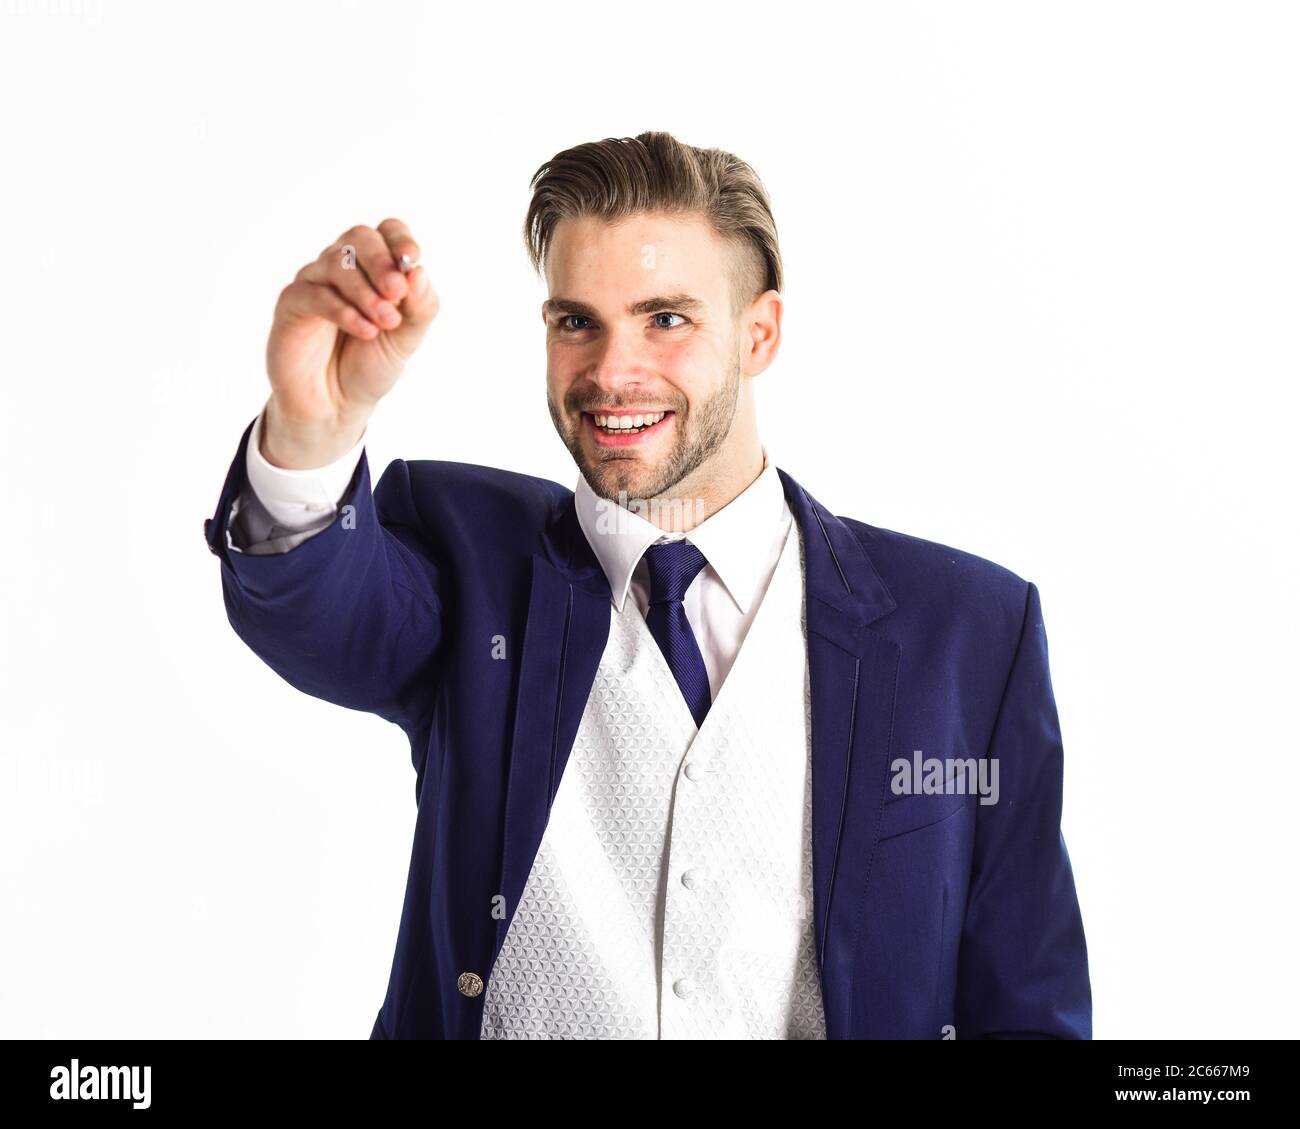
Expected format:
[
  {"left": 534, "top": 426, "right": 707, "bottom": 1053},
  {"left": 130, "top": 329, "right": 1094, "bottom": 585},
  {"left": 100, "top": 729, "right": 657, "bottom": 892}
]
[{"left": 342, "top": 270, "right": 377, "bottom": 300}]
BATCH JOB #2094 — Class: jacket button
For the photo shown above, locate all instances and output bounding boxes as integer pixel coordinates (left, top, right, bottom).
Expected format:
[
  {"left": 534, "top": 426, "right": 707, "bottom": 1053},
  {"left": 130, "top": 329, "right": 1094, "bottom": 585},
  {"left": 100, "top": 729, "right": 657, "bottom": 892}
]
[{"left": 457, "top": 971, "right": 484, "bottom": 998}]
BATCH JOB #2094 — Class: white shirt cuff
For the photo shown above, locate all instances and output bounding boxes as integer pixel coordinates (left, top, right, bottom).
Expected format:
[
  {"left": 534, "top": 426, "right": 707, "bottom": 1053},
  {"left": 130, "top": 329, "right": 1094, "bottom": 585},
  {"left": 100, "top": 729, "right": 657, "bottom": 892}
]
[{"left": 244, "top": 407, "right": 367, "bottom": 530}]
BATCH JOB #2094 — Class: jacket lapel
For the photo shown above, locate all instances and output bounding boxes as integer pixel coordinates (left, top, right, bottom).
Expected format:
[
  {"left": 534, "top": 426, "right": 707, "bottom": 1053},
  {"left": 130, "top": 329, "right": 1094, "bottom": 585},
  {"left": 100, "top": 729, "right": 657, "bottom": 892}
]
[
  {"left": 494, "top": 497, "right": 611, "bottom": 953},
  {"left": 776, "top": 468, "right": 900, "bottom": 1038}
]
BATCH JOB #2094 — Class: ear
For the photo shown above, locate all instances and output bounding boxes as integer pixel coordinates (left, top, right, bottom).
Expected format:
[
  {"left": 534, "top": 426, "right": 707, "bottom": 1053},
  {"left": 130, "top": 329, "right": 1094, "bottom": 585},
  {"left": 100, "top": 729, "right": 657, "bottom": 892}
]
[{"left": 741, "top": 289, "right": 783, "bottom": 376}]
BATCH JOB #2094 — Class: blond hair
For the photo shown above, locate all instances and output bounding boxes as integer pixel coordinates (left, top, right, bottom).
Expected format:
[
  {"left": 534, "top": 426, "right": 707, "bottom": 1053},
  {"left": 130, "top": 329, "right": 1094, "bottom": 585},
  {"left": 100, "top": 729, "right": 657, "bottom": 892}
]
[{"left": 523, "top": 130, "right": 782, "bottom": 317}]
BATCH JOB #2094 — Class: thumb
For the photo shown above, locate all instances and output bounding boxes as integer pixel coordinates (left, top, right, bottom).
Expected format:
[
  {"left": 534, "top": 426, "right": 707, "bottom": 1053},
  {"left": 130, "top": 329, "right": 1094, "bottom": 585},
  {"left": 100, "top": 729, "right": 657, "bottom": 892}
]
[{"left": 386, "top": 264, "right": 439, "bottom": 358}]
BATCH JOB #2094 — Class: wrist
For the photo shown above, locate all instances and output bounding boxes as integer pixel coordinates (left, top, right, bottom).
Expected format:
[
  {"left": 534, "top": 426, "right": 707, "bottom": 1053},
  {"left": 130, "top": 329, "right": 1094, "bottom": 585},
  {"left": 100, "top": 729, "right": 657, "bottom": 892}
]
[{"left": 260, "top": 397, "right": 369, "bottom": 469}]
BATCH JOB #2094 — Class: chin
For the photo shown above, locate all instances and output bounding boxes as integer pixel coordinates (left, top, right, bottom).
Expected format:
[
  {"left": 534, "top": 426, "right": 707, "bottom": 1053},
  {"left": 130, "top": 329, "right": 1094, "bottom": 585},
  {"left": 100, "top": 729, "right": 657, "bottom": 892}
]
[
  {"left": 585, "top": 463, "right": 647, "bottom": 499},
  {"left": 593, "top": 456, "right": 663, "bottom": 496}
]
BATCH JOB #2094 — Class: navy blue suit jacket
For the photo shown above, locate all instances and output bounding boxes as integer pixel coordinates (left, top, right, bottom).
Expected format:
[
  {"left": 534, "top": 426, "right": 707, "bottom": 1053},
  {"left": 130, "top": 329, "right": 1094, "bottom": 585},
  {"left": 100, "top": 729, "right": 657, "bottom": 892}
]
[{"left": 204, "top": 417, "right": 1091, "bottom": 1039}]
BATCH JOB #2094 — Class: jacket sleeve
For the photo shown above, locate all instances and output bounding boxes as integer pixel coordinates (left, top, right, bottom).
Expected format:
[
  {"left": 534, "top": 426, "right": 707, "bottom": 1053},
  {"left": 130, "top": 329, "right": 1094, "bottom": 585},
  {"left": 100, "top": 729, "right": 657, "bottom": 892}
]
[
  {"left": 203, "top": 416, "right": 443, "bottom": 735},
  {"left": 953, "top": 580, "right": 1092, "bottom": 1038}
]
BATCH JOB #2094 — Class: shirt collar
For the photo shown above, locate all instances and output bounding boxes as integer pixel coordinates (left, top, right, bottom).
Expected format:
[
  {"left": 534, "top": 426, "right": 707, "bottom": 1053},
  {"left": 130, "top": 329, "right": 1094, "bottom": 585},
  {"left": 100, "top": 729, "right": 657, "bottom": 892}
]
[{"left": 573, "top": 447, "right": 787, "bottom": 615}]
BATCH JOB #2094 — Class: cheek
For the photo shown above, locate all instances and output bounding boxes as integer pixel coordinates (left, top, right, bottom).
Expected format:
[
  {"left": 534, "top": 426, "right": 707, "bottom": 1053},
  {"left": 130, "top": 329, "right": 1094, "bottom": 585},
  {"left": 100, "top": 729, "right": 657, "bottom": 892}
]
[
  {"left": 545, "top": 353, "right": 573, "bottom": 391},
  {"left": 547, "top": 345, "right": 594, "bottom": 387},
  {"left": 649, "top": 337, "right": 701, "bottom": 374}
]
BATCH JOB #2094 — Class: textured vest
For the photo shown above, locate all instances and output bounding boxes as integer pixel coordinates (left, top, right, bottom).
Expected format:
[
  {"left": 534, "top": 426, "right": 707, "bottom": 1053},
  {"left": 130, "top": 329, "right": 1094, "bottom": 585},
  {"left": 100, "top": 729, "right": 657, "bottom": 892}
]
[{"left": 481, "top": 513, "right": 827, "bottom": 1039}]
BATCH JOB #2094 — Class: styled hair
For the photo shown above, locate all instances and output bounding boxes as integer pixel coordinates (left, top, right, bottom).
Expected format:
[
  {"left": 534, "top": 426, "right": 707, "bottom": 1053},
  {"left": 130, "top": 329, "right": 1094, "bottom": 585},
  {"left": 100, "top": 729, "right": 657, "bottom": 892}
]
[{"left": 522, "top": 130, "right": 782, "bottom": 317}]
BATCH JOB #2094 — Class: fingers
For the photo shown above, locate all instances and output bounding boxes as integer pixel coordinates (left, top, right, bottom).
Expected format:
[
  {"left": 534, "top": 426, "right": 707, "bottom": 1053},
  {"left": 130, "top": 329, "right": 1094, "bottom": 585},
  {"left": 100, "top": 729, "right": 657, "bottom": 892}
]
[
  {"left": 276, "top": 279, "right": 381, "bottom": 340},
  {"left": 376, "top": 217, "right": 438, "bottom": 322},
  {"left": 296, "top": 225, "right": 403, "bottom": 331},
  {"left": 377, "top": 217, "right": 420, "bottom": 277},
  {"left": 281, "top": 220, "right": 438, "bottom": 347},
  {"left": 374, "top": 218, "right": 439, "bottom": 355},
  {"left": 382, "top": 263, "right": 439, "bottom": 358},
  {"left": 349, "top": 220, "right": 410, "bottom": 304}
]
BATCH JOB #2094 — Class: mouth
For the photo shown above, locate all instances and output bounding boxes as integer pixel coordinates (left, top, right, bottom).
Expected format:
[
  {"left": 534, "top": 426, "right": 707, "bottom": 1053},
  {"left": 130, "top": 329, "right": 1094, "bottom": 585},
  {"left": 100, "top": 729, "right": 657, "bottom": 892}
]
[{"left": 582, "top": 410, "right": 675, "bottom": 448}]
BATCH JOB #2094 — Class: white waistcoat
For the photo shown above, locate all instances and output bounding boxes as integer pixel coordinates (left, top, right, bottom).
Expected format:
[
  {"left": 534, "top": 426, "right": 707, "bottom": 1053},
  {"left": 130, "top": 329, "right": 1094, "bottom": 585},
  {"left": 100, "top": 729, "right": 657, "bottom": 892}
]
[{"left": 481, "top": 513, "right": 827, "bottom": 1039}]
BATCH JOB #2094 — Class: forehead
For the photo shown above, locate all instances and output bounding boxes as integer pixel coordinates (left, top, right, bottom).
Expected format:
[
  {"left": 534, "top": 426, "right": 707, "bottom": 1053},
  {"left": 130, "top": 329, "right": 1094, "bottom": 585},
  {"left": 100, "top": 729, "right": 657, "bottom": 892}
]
[{"left": 545, "top": 211, "right": 733, "bottom": 301}]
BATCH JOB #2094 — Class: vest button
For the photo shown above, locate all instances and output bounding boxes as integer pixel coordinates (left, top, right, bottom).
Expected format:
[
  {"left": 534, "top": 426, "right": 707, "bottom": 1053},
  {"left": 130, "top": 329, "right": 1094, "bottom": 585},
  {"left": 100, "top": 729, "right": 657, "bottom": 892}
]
[
  {"left": 457, "top": 971, "right": 484, "bottom": 998},
  {"left": 680, "top": 869, "right": 699, "bottom": 890},
  {"left": 684, "top": 761, "right": 706, "bottom": 782},
  {"left": 672, "top": 978, "right": 697, "bottom": 999}
]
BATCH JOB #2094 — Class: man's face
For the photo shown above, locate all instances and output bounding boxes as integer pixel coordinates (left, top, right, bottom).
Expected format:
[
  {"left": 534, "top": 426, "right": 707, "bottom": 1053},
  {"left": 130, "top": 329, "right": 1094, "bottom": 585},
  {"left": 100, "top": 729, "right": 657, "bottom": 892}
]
[{"left": 544, "top": 211, "right": 747, "bottom": 502}]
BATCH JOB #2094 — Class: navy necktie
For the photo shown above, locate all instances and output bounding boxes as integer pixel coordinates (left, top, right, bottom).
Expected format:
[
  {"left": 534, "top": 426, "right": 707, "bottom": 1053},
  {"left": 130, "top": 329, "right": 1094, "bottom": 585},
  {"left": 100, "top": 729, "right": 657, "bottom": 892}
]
[{"left": 642, "top": 539, "right": 712, "bottom": 728}]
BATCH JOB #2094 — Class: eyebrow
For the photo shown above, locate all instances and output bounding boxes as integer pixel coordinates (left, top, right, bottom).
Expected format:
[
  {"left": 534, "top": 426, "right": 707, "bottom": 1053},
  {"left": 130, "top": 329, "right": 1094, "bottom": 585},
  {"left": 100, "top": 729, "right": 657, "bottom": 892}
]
[{"left": 543, "top": 293, "right": 709, "bottom": 319}]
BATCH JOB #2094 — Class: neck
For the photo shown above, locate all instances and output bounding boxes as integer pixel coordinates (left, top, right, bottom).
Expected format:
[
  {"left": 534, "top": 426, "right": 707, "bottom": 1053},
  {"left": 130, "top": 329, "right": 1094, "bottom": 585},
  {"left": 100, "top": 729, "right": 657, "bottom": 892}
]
[{"left": 645, "top": 428, "right": 765, "bottom": 534}]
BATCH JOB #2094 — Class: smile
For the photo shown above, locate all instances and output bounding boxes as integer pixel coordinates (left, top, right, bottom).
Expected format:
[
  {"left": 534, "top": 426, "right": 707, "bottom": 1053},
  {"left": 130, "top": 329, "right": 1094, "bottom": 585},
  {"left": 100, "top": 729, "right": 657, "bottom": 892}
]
[{"left": 583, "top": 410, "right": 674, "bottom": 446}]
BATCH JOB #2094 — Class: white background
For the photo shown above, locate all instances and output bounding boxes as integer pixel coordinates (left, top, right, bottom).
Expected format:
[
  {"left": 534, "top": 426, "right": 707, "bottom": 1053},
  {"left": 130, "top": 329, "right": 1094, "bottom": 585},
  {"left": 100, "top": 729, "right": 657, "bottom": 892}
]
[{"left": 1, "top": 0, "right": 1296, "bottom": 1039}]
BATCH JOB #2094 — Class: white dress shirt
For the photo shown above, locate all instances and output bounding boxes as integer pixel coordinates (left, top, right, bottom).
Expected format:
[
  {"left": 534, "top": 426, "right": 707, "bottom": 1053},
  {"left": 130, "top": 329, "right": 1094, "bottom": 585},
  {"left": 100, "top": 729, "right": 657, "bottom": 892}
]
[{"left": 572, "top": 454, "right": 791, "bottom": 699}]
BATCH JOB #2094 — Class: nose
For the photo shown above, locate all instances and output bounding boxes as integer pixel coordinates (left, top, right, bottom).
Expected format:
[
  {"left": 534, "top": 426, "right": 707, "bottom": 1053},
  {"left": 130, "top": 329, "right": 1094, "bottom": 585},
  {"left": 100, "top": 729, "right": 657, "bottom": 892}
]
[{"left": 586, "top": 322, "right": 648, "bottom": 393}]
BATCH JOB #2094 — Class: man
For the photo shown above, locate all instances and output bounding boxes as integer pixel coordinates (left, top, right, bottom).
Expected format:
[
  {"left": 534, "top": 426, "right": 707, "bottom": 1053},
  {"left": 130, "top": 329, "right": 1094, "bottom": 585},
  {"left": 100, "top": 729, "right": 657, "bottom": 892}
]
[{"left": 203, "top": 131, "right": 1091, "bottom": 1039}]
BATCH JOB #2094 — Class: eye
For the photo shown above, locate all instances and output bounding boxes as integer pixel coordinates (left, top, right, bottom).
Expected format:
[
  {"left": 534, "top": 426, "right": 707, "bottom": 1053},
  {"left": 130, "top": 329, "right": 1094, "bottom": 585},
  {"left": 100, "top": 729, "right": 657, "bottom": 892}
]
[{"left": 556, "top": 311, "right": 689, "bottom": 333}]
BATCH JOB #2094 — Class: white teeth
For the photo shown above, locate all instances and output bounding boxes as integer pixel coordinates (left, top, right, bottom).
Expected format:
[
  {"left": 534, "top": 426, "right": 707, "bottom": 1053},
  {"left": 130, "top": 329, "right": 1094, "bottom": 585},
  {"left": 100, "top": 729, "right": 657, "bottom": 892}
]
[{"left": 592, "top": 410, "right": 667, "bottom": 433}]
